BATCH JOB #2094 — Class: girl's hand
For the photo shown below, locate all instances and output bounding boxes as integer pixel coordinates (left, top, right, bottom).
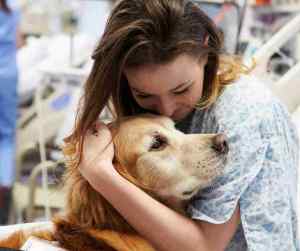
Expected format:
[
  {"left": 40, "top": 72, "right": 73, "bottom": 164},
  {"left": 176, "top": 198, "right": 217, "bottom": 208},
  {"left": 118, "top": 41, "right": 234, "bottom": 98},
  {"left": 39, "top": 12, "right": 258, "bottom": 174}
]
[{"left": 79, "top": 122, "right": 118, "bottom": 187}]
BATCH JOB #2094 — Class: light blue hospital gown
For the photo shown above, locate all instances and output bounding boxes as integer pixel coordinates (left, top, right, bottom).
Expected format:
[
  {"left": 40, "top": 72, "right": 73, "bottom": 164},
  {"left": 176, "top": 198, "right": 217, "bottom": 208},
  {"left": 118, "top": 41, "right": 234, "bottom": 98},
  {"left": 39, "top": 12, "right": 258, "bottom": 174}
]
[{"left": 175, "top": 74, "right": 300, "bottom": 250}]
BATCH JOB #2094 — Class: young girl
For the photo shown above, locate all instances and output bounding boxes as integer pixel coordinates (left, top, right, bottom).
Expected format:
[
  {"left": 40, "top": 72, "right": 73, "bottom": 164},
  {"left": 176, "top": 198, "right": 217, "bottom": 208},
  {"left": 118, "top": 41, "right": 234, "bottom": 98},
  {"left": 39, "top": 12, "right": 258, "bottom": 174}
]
[{"left": 68, "top": 0, "right": 299, "bottom": 250}]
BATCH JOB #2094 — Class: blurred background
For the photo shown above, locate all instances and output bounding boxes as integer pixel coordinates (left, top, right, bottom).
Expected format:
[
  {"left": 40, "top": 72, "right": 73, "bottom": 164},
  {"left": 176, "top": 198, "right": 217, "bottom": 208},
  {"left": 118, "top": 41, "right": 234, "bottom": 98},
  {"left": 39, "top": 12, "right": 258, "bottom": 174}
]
[{"left": 0, "top": 0, "right": 299, "bottom": 225}]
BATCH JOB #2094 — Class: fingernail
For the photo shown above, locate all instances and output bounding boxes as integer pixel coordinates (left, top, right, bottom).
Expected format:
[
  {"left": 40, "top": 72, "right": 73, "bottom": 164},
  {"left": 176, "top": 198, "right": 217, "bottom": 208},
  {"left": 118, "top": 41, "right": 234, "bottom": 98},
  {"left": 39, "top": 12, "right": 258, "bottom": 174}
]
[{"left": 91, "top": 124, "right": 98, "bottom": 136}]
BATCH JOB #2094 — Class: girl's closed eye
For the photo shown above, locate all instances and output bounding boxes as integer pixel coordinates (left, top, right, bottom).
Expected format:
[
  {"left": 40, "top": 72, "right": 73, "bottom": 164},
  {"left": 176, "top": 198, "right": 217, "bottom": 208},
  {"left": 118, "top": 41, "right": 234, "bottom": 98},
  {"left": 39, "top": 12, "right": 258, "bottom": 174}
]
[
  {"left": 172, "top": 86, "right": 191, "bottom": 95},
  {"left": 135, "top": 93, "right": 152, "bottom": 99}
]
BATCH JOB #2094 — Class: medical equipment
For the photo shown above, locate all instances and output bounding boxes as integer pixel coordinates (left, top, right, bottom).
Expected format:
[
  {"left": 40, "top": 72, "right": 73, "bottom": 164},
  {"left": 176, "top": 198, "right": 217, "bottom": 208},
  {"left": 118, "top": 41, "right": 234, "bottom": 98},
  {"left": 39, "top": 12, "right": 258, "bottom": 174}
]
[
  {"left": 194, "top": 0, "right": 248, "bottom": 53},
  {"left": 249, "top": 13, "right": 300, "bottom": 113}
]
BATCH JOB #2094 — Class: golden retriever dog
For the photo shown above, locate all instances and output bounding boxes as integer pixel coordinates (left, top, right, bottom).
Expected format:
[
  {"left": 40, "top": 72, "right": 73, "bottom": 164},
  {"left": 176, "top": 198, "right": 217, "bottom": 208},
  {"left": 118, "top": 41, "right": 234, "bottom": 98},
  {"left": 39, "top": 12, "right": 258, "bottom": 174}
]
[{"left": 0, "top": 114, "right": 228, "bottom": 251}]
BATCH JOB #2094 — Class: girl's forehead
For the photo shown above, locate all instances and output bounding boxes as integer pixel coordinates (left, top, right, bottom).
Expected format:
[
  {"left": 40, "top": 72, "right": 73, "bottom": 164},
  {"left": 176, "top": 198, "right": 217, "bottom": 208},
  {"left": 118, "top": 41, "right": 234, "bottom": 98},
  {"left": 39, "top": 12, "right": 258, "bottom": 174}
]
[{"left": 124, "top": 54, "right": 202, "bottom": 91}]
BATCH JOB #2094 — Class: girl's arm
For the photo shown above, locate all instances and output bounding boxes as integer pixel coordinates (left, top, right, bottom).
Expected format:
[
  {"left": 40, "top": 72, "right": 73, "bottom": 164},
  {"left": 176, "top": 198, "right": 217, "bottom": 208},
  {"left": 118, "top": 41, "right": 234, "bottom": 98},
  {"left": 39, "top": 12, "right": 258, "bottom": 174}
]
[
  {"left": 79, "top": 123, "right": 240, "bottom": 251},
  {"left": 93, "top": 166, "right": 240, "bottom": 251}
]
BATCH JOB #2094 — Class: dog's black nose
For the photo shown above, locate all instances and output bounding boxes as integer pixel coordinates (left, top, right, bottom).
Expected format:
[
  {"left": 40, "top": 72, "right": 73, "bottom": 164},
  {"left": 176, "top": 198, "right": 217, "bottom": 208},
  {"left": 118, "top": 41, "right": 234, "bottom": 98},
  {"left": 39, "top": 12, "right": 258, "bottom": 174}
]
[{"left": 212, "top": 134, "right": 229, "bottom": 154}]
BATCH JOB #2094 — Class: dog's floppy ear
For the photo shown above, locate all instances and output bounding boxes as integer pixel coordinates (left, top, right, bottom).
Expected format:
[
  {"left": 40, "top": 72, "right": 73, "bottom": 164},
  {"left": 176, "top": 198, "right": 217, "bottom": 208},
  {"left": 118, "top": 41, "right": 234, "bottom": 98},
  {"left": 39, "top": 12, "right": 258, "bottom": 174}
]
[
  {"left": 107, "top": 121, "right": 119, "bottom": 165},
  {"left": 107, "top": 121, "right": 142, "bottom": 188}
]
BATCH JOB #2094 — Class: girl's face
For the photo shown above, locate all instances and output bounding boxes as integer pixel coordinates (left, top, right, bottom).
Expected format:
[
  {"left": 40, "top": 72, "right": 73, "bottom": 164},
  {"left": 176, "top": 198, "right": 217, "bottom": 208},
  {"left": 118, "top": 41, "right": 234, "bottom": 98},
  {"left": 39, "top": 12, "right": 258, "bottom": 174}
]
[{"left": 124, "top": 54, "right": 207, "bottom": 122}]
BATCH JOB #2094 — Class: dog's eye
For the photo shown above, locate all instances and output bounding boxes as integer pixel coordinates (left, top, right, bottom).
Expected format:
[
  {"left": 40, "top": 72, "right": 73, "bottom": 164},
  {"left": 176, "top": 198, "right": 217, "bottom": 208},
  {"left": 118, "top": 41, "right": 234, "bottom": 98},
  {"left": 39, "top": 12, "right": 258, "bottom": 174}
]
[{"left": 150, "top": 134, "right": 167, "bottom": 151}]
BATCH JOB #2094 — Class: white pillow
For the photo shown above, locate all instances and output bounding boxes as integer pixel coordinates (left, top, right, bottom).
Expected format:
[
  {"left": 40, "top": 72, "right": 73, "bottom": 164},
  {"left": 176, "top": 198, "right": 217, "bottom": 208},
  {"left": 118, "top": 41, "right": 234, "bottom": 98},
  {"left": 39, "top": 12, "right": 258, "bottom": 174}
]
[{"left": 21, "top": 236, "right": 66, "bottom": 251}]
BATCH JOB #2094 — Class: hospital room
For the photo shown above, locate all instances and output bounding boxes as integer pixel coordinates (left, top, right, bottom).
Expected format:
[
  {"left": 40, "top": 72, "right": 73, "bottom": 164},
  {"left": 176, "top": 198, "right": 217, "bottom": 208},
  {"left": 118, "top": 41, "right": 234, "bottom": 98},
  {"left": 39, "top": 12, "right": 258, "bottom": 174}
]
[{"left": 0, "top": 0, "right": 300, "bottom": 250}]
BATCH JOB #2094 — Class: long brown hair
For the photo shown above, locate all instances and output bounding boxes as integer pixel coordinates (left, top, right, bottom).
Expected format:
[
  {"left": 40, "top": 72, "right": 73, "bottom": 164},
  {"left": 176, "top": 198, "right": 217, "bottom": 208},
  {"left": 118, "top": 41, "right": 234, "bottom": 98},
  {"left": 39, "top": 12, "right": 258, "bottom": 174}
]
[
  {"left": 0, "top": 0, "right": 11, "bottom": 13},
  {"left": 66, "top": 0, "right": 248, "bottom": 162}
]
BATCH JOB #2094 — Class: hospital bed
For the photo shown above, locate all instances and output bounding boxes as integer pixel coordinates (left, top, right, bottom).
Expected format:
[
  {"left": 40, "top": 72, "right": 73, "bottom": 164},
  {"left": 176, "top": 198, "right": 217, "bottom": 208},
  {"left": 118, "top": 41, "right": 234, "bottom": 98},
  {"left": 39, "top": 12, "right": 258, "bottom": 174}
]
[
  {"left": 249, "top": 13, "right": 300, "bottom": 113},
  {"left": 12, "top": 34, "right": 95, "bottom": 223},
  {"left": 11, "top": 68, "right": 91, "bottom": 223},
  {"left": 11, "top": 1, "right": 110, "bottom": 224}
]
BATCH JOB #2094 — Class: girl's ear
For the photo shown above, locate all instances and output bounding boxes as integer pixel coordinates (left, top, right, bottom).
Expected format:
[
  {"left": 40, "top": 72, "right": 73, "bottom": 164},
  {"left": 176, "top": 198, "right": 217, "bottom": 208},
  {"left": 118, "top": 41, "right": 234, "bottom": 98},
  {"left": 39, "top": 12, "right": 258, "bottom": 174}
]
[
  {"left": 204, "top": 35, "right": 209, "bottom": 46},
  {"left": 198, "top": 53, "right": 208, "bottom": 67}
]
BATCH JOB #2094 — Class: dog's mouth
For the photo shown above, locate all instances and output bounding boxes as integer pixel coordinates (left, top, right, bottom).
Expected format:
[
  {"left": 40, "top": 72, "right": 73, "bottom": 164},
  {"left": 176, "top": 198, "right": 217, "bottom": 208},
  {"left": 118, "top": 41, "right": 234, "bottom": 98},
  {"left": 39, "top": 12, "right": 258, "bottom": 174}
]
[
  {"left": 182, "top": 189, "right": 197, "bottom": 196},
  {"left": 182, "top": 155, "right": 227, "bottom": 199},
  {"left": 181, "top": 186, "right": 201, "bottom": 199}
]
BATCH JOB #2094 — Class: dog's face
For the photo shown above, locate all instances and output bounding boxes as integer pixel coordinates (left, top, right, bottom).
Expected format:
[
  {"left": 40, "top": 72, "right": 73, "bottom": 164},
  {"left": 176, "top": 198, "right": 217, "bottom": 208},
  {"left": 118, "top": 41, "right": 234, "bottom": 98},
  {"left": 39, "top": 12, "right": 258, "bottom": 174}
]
[{"left": 113, "top": 115, "right": 228, "bottom": 200}]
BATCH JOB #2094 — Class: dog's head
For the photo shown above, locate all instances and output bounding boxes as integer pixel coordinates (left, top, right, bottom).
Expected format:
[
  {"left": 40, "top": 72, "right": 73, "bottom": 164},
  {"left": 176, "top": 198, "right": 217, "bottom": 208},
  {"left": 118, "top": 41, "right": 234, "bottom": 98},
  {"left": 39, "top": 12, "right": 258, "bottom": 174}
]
[{"left": 112, "top": 114, "right": 228, "bottom": 201}]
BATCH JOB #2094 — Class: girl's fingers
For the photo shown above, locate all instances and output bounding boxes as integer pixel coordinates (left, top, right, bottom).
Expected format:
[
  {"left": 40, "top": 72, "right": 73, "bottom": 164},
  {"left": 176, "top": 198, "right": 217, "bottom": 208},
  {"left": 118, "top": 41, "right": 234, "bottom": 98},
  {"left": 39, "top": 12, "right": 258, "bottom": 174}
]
[
  {"left": 83, "top": 121, "right": 114, "bottom": 163},
  {"left": 90, "top": 121, "right": 109, "bottom": 137}
]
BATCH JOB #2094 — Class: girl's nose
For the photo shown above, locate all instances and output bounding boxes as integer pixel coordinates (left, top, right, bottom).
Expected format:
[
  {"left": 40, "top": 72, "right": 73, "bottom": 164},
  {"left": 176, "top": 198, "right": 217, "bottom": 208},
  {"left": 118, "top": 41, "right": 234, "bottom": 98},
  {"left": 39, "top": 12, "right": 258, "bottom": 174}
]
[{"left": 156, "top": 99, "right": 176, "bottom": 118}]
